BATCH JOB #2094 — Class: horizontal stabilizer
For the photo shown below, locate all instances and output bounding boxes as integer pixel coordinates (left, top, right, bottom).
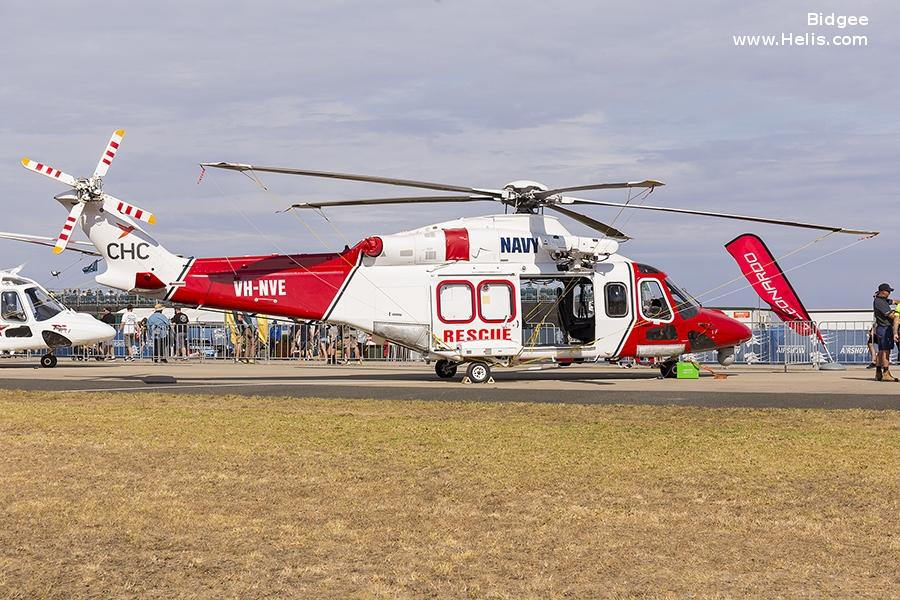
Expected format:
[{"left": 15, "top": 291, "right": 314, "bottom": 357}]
[{"left": 0, "top": 232, "right": 101, "bottom": 256}]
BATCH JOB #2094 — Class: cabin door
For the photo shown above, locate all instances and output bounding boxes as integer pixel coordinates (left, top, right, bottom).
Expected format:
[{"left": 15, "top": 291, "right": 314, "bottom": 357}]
[{"left": 431, "top": 275, "right": 522, "bottom": 357}]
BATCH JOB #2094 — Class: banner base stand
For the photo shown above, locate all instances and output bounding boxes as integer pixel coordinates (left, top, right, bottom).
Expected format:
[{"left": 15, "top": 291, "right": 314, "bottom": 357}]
[{"left": 818, "top": 362, "right": 847, "bottom": 371}]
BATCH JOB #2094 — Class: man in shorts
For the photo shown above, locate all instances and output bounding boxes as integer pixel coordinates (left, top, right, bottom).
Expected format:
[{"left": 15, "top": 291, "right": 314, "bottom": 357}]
[
  {"left": 172, "top": 307, "right": 190, "bottom": 360},
  {"left": 872, "top": 283, "right": 898, "bottom": 381},
  {"left": 119, "top": 305, "right": 140, "bottom": 362}
]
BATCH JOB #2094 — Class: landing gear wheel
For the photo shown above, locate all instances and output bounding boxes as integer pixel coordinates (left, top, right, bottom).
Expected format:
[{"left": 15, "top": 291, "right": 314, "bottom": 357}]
[
  {"left": 40, "top": 353, "right": 58, "bottom": 368},
  {"left": 435, "top": 359, "right": 458, "bottom": 379},
  {"left": 465, "top": 361, "right": 491, "bottom": 384},
  {"left": 659, "top": 359, "right": 678, "bottom": 379}
]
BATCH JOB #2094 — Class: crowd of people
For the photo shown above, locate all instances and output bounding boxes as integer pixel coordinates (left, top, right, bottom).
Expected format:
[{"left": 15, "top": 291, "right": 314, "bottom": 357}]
[{"left": 90, "top": 305, "right": 391, "bottom": 364}]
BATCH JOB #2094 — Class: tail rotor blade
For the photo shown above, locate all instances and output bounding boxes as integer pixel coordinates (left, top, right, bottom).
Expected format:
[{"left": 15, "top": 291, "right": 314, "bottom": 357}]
[
  {"left": 94, "top": 129, "right": 125, "bottom": 178},
  {"left": 21, "top": 158, "right": 77, "bottom": 187},
  {"left": 54, "top": 202, "right": 85, "bottom": 254},
  {"left": 105, "top": 194, "right": 156, "bottom": 225}
]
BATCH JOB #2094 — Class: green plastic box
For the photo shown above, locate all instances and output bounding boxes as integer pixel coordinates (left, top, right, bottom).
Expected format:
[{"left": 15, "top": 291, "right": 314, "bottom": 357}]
[{"left": 676, "top": 361, "right": 700, "bottom": 379}]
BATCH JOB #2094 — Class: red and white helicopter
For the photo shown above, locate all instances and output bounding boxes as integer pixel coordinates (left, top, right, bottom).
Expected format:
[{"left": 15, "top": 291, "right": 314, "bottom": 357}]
[{"left": 4, "top": 131, "right": 877, "bottom": 381}]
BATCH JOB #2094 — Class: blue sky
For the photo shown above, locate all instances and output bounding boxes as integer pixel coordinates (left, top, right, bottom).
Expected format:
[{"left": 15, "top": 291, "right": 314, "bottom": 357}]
[{"left": 1, "top": 1, "right": 897, "bottom": 307}]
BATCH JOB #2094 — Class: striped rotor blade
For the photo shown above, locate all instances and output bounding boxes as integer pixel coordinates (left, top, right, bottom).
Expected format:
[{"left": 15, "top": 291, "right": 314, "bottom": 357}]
[
  {"left": 106, "top": 194, "right": 156, "bottom": 225},
  {"left": 21, "top": 157, "right": 77, "bottom": 187},
  {"left": 54, "top": 202, "right": 85, "bottom": 254},
  {"left": 94, "top": 129, "right": 125, "bottom": 178}
]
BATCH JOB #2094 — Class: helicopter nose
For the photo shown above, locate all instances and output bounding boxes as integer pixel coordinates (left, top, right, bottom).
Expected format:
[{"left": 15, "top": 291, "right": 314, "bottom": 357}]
[
  {"left": 71, "top": 314, "right": 117, "bottom": 345},
  {"left": 700, "top": 309, "right": 752, "bottom": 348}
]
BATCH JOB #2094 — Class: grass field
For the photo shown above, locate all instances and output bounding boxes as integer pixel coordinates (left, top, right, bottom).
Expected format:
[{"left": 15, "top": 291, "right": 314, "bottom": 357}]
[{"left": 0, "top": 391, "right": 898, "bottom": 599}]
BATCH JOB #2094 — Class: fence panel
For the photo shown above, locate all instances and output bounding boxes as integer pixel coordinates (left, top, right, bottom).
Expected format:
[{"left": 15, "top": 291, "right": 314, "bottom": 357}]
[{"left": 25, "top": 318, "right": 882, "bottom": 367}]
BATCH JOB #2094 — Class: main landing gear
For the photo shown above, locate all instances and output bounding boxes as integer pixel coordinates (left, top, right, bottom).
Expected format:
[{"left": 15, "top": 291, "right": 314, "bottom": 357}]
[
  {"left": 434, "top": 359, "right": 493, "bottom": 384},
  {"left": 40, "top": 353, "right": 58, "bottom": 368},
  {"left": 465, "top": 361, "right": 492, "bottom": 384},
  {"left": 435, "top": 359, "right": 458, "bottom": 378},
  {"left": 658, "top": 358, "right": 678, "bottom": 379}
]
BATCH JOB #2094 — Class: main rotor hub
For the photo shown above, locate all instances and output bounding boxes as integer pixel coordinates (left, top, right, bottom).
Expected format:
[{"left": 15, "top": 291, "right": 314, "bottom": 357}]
[
  {"left": 502, "top": 180, "right": 550, "bottom": 213},
  {"left": 73, "top": 176, "right": 103, "bottom": 202}
]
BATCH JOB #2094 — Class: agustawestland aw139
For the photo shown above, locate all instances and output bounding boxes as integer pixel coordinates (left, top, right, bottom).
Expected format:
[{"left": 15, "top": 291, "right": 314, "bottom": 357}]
[{"left": 2, "top": 131, "right": 878, "bottom": 382}]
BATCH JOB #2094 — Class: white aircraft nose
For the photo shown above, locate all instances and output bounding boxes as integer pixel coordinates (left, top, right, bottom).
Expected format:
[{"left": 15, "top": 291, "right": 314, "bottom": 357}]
[{"left": 70, "top": 313, "right": 117, "bottom": 345}]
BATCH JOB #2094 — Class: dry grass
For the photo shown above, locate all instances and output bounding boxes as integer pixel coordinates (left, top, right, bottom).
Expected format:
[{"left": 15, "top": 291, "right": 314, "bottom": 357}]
[{"left": 0, "top": 390, "right": 898, "bottom": 599}]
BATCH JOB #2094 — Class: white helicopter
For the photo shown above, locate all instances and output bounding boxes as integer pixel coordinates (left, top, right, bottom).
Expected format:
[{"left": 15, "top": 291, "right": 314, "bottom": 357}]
[
  {"left": 3, "top": 131, "right": 877, "bottom": 381},
  {"left": 0, "top": 265, "right": 116, "bottom": 367}
]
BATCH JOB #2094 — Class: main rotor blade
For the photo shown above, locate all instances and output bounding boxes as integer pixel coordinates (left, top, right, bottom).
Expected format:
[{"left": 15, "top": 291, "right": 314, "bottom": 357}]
[
  {"left": 201, "top": 162, "right": 502, "bottom": 196},
  {"left": 21, "top": 158, "right": 77, "bottom": 187},
  {"left": 54, "top": 202, "right": 86, "bottom": 254},
  {"left": 564, "top": 197, "right": 879, "bottom": 236},
  {"left": 538, "top": 180, "right": 664, "bottom": 199},
  {"left": 94, "top": 129, "right": 125, "bottom": 178},
  {"left": 546, "top": 205, "right": 630, "bottom": 241},
  {"left": 0, "top": 232, "right": 100, "bottom": 256},
  {"left": 290, "top": 195, "right": 496, "bottom": 210}
]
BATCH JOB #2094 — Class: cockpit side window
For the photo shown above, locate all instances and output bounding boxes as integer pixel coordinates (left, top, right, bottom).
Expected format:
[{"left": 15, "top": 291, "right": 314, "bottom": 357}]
[
  {"left": 1, "top": 291, "right": 27, "bottom": 322},
  {"left": 666, "top": 281, "right": 701, "bottom": 320},
  {"left": 24, "top": 287, "right": 64, "bottom": 322},
  {"left": 639, "top": 280, "right": 673, "bottom": 321}
]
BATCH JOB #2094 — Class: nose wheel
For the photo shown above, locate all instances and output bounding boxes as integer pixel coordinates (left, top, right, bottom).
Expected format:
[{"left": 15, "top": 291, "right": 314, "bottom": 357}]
[{"left": 40, "top": 353, "right": 58, "bottom": 368}]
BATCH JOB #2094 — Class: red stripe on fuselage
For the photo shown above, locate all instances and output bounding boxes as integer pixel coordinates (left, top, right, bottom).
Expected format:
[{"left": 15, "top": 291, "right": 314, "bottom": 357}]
[
  {"left": 443, "top": 228, "right": 469, "bottom": 261},
  {"left": 170, "top": 243, "right": 366, "bottom": 320}
]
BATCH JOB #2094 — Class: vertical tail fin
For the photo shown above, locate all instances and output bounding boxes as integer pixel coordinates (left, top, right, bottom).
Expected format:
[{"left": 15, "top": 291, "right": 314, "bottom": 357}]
[{"left": 83, "top": 200, "right": 189, "bottom": 295}]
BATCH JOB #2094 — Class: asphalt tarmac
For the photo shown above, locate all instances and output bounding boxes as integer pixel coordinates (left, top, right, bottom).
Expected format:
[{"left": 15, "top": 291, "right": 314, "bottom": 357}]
[{"left": 0, "top": 359, "right": 897, "bottom": 410}]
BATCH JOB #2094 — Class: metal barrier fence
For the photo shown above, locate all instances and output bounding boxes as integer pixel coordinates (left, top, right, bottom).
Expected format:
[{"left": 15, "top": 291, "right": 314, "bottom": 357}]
[
  {"left": 682, "top": 320, "right": 879, "bottom": 368},
  {"left": 52, "top": 321, "right": 423, "bottom": 363},
  {"left": 11, "top": 319, "right": 883, "bottom": 367}
]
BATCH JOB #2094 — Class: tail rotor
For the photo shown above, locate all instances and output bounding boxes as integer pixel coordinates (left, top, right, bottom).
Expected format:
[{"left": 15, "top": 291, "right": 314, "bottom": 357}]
[{"left": 21, "top": 129, "right": 157, "bottom": 253}]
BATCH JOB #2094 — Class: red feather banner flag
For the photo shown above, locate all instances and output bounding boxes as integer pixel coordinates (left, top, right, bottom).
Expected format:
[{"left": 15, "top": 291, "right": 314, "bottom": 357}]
[{"left": 724, "top": 233, "right": 822, "bottom": 340}]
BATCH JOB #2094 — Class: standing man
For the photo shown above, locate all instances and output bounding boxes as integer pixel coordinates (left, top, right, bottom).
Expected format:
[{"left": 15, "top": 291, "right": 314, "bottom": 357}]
[
  {"left": 243, "top": 313, "right": 258, "bottom": 364},
  {"left": 354, "top": 328, "right": 368, "bottom": 364},
  {"left": 99, "top": 307, "right": 117, "bottom": 361},
  {"left": 872, "top": 283, "right": 898, "bottom": 382},
  {"left": 327, "top": 323, "right": 339, "bottom": 365},
  {"left": 232, "top": 312, "right": 247, "bottom": 362},
  {"left": 119, "top": 304, "right": 140, "bottom": 362},
  {"left": 172, "top": 307, "right": 190, "bottom": 360},
  {"left": 147, "top": 304, "right": 172, "bottom": 363}
]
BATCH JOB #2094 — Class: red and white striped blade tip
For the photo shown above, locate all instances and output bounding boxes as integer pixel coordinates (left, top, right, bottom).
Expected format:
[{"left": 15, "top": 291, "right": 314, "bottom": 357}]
[
  {"left": 114, "top": 199, "right": 156, "bottom": 225},
  {"left": 93, "top": 129, "right": 125, "bottom": 178},
  {"left": 53, "top": 204, "right": 84, "bottom": 254},
  {"left": 21, "top": 157, "right": 77, "bottom": 187}
]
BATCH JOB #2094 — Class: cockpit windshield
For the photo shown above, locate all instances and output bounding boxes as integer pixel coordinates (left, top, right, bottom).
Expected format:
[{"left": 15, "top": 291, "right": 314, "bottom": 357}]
[
  {"left": 665, "top": 281, "right": 701, "bottom": 320},
  {"left": 24, "top": 287, "right": 65, "bottom": 321}
]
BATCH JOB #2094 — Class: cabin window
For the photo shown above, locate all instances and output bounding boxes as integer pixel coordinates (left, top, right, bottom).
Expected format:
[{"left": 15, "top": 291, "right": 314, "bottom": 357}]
[
  {"left": 437, "top": 281, "right": 475, "bottom": 323},
  {"left": 604, "top": 283, "right": 628, "bottom": 318},
  {"left": 1, "top": 291, "right": 27, "bottom": 322},
  {"left": 639, "top": 280, "right": 673, "bottom": 321},
  {"left": 478, "top": 281, "right": 515, "bottom": 323},
  {"left": 24, "top": 287, "right": 65, "bottom": 322}
]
